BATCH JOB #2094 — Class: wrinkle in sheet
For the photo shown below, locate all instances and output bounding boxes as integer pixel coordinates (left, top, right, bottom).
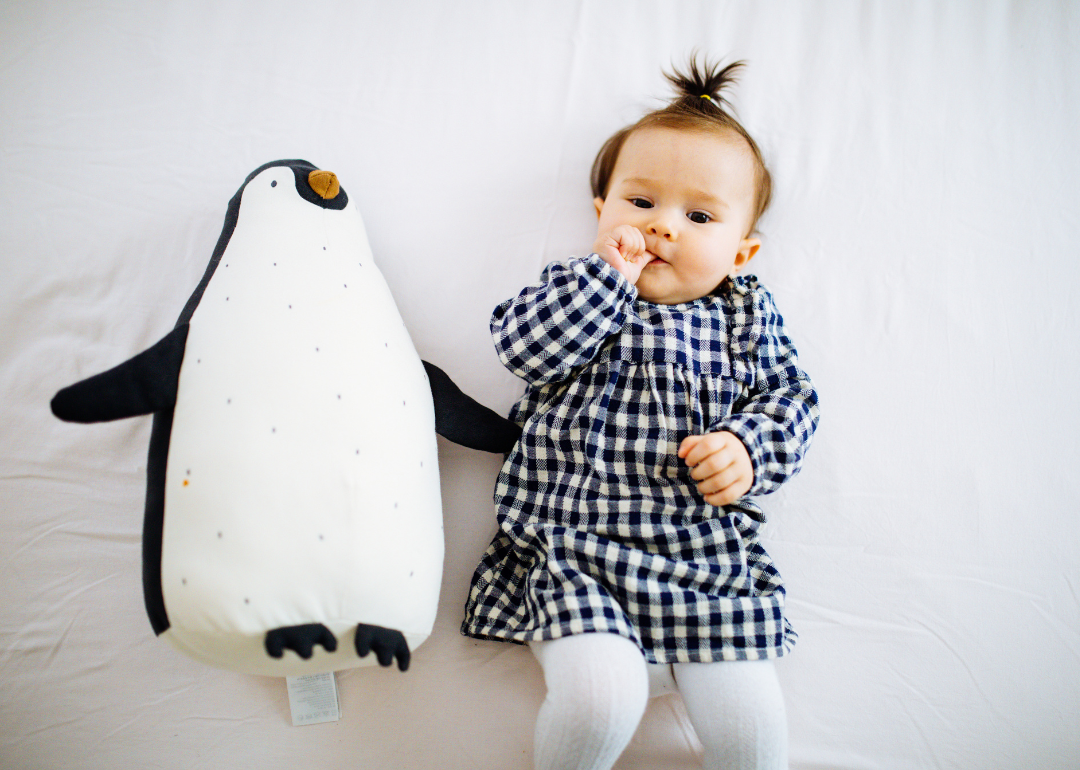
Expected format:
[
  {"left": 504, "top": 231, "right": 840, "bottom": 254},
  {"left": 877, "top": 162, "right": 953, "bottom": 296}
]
[
  {"left": 14, "top": 714, "right": 94, "bottom": 741},
  {"left": 43, "top": 571, "right": 122, "bottom": 611},
  {"left": 910, "top": 619, "right": 1004, "bottom": 723},
  {"left": 103, "top": 715, "right": 147, "bottom": 741},
  {"left": 792, "top": 601, "right": 919, "bottom": 636},
  {"left": 9, "top": 523, "right": 130, "bottom": 561},
  {"left": 897, "top": 705, "right": 947, "bottom": 770},
  {"left": 1030, "top": 603, "right": 1080, "bottom": 657},
  {"left": 43, "top": 616, "right": 78, "bottom": 670},
  {"left": 1064, "top": 573, "right": 1079, "bottom": 610},
  {"left": 890, "top": 664, "right": 954, "bottom": 732}
]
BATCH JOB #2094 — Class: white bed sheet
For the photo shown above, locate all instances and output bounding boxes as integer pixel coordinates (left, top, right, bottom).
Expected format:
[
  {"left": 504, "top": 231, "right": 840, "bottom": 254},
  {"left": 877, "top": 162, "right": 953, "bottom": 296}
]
[{"left": 2, "top": 1, "right": 1079, "bottom": 768}]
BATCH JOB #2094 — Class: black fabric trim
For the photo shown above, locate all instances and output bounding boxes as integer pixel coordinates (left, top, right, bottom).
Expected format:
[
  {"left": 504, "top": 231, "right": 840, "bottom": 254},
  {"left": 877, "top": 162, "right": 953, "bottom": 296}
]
[{"left": 143, "top": 408, "right": 172, "bottom": 635}]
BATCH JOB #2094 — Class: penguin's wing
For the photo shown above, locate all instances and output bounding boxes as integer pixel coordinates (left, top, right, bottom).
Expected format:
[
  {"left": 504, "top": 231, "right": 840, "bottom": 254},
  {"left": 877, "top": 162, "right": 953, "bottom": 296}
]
[
  {"left": 422, "top": 361, "right": 522, "bottom": 453},
  {"left": 51, "top": 325, "right": 190, "bottom": 423}
]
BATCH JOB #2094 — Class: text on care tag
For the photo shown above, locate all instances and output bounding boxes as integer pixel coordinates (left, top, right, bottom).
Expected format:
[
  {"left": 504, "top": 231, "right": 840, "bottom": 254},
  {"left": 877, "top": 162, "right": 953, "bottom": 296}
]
[{"left": 286, "top": 672, "right": 340, "bottom": 726}]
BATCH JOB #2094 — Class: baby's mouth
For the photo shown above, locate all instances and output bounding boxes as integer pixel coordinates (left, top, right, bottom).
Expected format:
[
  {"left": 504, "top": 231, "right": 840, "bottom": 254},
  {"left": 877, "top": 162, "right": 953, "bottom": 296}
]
[{"left": 639, "top": 246, "right": 665, "bottom": 267}]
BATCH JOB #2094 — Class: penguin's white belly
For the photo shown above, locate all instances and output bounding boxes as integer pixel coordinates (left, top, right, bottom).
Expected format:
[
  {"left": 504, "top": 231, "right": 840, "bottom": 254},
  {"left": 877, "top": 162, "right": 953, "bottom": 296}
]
[{"left": 159, "top": 182, "right": 442, "bottom": 675}]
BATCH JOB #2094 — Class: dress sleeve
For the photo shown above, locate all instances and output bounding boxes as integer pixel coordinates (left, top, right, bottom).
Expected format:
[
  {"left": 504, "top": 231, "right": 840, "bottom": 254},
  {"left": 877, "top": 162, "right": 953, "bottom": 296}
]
[
  {"left": 491, "top": 255, "right": 635, "bottom": 386},
  {"left": 712, "top": 285, "right": 820, "bottom": 497}
]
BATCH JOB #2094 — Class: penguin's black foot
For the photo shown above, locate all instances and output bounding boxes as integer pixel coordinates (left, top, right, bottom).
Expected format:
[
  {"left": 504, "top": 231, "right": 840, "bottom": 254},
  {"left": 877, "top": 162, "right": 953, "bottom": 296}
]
[
  {"left": 355, "top": 623, "right": 410, "bottom": 671},
  {"left": 265, "top": 623, "right": 338, "bottom": 660}
]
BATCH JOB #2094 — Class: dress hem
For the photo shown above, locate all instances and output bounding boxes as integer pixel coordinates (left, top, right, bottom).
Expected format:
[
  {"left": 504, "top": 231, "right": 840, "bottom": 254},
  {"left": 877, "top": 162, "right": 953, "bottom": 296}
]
[{"left": 459, "top": 620, "right": 795, "bottom": 664}]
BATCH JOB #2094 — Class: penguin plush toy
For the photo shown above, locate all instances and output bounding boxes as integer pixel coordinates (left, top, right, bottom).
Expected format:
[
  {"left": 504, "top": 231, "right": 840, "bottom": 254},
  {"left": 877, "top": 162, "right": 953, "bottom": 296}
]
[{"left": 51, "top": 160, "right": 520, "bottom": 677}]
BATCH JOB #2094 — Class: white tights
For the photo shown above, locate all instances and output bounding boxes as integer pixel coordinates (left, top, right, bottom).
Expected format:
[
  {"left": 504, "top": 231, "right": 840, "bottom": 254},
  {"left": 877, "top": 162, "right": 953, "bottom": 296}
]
[{"left": 530, "top": 633, "right": 788, "bottom": 770}]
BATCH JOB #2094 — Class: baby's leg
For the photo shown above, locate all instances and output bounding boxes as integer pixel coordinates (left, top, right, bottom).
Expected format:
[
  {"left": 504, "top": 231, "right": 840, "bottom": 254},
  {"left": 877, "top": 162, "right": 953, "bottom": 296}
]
[
  {"left": 529, "top": 633, "right": 649, "bottom": 770},
  {"left": 673, "top": 659, "right": 788, "bottom": 770}
]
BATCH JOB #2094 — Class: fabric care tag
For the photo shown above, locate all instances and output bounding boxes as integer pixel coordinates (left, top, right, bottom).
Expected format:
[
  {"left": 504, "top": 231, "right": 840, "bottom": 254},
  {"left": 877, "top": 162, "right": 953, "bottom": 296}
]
[{"left": 285, "top": 672, "right": 341, "bottom": 726}]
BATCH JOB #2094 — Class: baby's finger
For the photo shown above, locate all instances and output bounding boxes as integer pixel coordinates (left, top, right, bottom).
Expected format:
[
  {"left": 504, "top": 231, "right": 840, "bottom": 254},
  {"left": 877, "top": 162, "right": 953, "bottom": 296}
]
[
  {"left": 694, "top": 464, "right": 742, "bottom": 495},
  {"left": 703, "top": 489, "right": 738, "bottom": 507},
  {"left": 689, "top": 450, "right": 735, "bottom": 482},
  {"left": 704, "top": 467, "right": 753, "bottom": 506},
  {"left": 680, "top": 434, "right": 724, "bottom": 467},
  {"left": 619, "top": 227, "right": 646, "bottom": 262},
  {"left": 677, "top": 434, "right": 704, "bottom": 459},
  {"left": 706, "top": 478, "right": 747, "bottom": 506}
]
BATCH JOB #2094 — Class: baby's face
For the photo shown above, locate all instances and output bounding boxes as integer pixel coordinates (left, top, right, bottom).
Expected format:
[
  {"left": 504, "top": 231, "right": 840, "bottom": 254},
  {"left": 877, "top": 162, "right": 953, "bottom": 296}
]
[{"left": 594, "top": 127, "right": 761, "bottom": 305}]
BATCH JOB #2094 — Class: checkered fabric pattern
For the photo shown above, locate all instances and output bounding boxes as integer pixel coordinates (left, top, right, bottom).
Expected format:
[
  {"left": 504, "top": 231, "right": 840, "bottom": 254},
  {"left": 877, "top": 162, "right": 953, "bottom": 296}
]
[{"left": 462, "top": 256, "right": 819, "bottom": 663}]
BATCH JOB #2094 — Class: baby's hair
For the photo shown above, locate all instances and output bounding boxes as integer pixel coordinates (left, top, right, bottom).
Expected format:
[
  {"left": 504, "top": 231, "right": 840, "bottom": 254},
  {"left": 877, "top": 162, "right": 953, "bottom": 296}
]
[{"left": 590, "top": 55, "right": 773, "bottom": 236}]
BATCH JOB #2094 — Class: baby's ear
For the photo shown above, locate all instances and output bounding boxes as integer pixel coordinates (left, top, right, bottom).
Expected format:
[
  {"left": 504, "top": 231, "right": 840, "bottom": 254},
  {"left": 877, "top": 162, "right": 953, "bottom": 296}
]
[
  {"left": 593, "top": 197, "right": 605, "bottom": 219},
  {"left": 732, "top": 237, "right": 760, "bottom": 273}
]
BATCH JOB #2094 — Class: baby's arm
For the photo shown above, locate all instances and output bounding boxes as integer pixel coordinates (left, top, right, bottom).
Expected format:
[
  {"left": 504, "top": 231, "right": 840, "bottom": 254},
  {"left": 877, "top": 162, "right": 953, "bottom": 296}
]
[
  {"left": 491, "top": 256, "right": 635, "bottom": 386},
  {"left": 687, "top": 287, "right": 820, "bottom": 502}
]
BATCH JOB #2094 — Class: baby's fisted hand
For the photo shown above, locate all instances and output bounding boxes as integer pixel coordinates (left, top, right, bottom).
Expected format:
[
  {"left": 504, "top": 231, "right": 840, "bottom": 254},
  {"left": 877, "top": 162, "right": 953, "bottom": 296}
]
[
  {"left": 678, "top": 432, "right": 753, "bottom": 507},
  {"left": 593, "top": 225, "right": 647, "bottom": 284}
]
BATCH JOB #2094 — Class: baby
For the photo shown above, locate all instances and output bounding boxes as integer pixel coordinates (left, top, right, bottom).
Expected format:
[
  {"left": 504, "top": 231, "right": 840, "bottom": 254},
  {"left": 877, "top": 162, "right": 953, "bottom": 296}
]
[{"left": 462, "top": 57, "right": 819, "bottom": 770}]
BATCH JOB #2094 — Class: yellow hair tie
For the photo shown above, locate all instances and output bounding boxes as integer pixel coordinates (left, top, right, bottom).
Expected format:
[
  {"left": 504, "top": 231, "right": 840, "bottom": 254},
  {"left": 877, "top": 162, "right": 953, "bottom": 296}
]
[{"left": 700, "top": 94, "right": 713, "bottom": 102}]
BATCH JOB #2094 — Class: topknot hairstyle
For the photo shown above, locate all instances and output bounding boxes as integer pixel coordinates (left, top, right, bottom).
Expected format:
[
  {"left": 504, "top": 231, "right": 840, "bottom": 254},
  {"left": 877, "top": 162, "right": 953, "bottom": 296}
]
[{"left": 590, "top": 56, "right": 772, "bottom": 236}]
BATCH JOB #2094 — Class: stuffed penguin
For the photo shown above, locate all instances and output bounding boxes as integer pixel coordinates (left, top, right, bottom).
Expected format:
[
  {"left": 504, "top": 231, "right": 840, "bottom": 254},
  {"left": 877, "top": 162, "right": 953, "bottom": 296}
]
[{"left": 51, "top": 160, "right": 519, "bottom": 677}]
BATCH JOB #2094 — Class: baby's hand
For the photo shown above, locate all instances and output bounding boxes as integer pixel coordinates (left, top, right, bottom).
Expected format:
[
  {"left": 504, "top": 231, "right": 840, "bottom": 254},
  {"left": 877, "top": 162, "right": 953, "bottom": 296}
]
[
  {"left": 678, "top": 432, "right": 753, "bottom": 507},
  {"left": 593, "top": 225, "right": 647, "bottom": 285}
]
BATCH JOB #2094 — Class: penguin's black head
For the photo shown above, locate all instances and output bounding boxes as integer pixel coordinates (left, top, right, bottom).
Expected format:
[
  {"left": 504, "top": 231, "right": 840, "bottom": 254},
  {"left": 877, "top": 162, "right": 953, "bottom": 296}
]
[{"left": 244, "top": 159, "right": 349, "bottom": 210}]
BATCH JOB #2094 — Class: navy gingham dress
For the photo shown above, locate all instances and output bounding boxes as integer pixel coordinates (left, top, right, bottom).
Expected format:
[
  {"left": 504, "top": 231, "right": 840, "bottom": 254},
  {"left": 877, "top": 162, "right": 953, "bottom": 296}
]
[{"left": 461, "top": 255, "right": 819, "bottom": 663}]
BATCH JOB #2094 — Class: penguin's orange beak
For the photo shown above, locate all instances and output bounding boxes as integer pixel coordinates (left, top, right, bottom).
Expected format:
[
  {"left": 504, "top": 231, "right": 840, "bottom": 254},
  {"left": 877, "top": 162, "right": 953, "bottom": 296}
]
[{"left": 308, "top": 169, "right": 340, "bottom": 200}]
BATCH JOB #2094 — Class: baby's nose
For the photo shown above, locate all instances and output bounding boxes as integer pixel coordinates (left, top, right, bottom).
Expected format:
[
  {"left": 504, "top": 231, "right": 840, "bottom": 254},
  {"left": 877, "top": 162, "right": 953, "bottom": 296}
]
[{"left": 647, "top": 220, "right": 676, "bottom": 240}]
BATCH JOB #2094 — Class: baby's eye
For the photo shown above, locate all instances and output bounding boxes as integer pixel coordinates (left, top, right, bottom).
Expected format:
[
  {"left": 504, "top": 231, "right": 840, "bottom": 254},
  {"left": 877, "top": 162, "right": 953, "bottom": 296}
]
[
  {"left": 687, "top": 211, "right": 712, "bottom": 224},
  {"left": 630, "top": 198, "right": 653, "bottom": 209}
]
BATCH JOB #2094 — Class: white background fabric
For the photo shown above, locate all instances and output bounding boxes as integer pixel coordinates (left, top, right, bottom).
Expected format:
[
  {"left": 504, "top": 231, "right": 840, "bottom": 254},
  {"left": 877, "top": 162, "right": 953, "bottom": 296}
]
[{"left": 2, "top": 1, "right": 1078, "bottom": 767}]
